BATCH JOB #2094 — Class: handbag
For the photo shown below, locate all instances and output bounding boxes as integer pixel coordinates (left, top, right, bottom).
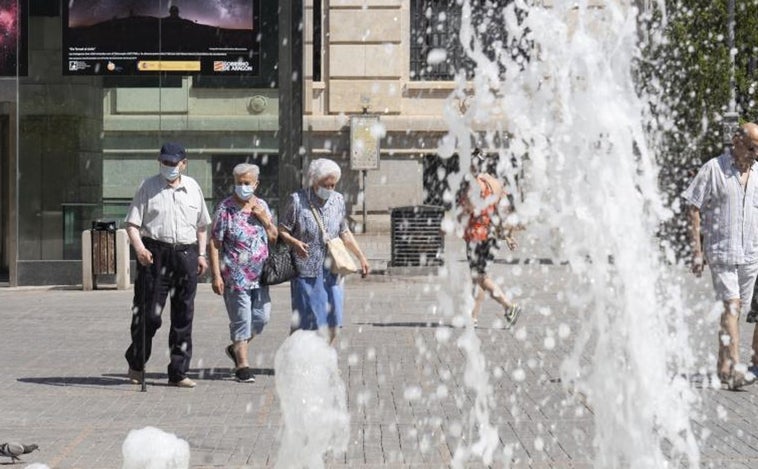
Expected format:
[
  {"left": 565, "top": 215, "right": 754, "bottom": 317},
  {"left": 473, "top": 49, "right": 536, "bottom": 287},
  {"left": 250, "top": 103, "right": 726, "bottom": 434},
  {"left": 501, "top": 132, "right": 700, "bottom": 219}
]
[
  {"left": 309, "top": 202, "right": 359, "bottom": 276},
  {"left": 325, "top": 237, "right": 359, "bottom": 275},
  {"left": 260, "top": 239, "right": 298, "bottom": 286}
]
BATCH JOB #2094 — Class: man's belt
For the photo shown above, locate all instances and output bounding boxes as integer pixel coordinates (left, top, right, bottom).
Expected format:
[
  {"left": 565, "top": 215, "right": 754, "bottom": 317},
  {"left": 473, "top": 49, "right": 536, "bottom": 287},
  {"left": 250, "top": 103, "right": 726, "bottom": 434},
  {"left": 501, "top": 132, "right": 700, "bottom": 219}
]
[{"left": 142, "top": 237, "right": 197, "bottom": 252}]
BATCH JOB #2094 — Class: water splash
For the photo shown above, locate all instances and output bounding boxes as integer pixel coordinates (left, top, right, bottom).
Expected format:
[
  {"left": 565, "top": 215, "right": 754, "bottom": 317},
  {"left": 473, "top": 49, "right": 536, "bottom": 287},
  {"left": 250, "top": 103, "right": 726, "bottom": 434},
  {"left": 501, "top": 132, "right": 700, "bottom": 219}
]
[
  {"left": 274, "top": 331, "right": 349, "bottom": 469},
  {"left": 440, "top": 0, "right": 700, "bottom": 466}
]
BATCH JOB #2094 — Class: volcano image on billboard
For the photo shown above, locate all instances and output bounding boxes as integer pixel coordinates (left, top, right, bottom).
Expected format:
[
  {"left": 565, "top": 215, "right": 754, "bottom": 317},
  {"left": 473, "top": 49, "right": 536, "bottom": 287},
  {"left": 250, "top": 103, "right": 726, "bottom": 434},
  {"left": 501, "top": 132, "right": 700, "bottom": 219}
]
[
  {"left": 0, "top": 0, "right": 27, "bottom": 76},
  {"left": 63, "top": 0, "right": 259, "bottom": 75}
]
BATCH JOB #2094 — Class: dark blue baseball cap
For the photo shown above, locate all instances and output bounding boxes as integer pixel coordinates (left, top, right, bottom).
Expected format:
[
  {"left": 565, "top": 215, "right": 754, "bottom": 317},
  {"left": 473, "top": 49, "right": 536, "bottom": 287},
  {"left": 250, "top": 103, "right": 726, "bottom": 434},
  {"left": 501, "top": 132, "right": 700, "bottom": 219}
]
[{"left": 158, "top": 142, "right": 187, "bottom": 164}]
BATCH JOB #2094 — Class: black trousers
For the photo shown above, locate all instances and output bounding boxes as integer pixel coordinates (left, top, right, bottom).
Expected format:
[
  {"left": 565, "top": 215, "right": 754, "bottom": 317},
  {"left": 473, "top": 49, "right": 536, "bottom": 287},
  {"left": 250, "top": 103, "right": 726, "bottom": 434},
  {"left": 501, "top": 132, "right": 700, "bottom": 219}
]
[{"left": 125, "top": 238, "right": 198, "bottom": 382}]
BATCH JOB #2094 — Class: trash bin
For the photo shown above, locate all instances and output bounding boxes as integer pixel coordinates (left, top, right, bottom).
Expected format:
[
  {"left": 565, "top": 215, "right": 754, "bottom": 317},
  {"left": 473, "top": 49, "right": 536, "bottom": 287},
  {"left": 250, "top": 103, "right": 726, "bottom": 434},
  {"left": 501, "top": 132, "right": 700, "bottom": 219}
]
[
  {"left": 91, "top": 220, "right": 117, "bottom": 287},
  {"left": 390, "top": 205, "right": 445, "bottom": 267}
]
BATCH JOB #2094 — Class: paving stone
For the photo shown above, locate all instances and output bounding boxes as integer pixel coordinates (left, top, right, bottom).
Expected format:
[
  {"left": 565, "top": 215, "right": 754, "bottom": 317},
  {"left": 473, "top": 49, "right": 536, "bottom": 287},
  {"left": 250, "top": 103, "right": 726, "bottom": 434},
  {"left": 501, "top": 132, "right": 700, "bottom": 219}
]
[{"left": 1, "top": 261, "right": 758, "bottom": 467}]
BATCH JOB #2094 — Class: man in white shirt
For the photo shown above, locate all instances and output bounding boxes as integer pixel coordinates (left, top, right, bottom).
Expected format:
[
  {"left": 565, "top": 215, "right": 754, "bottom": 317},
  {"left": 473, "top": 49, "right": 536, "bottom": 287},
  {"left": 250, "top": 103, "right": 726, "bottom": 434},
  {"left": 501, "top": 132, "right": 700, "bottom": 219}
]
[
  {"left": 123, "top": 142, "right": 211, "bottom": 388},
  {"left": 684, "top": 122, "right": 758, "bottom": 390}
]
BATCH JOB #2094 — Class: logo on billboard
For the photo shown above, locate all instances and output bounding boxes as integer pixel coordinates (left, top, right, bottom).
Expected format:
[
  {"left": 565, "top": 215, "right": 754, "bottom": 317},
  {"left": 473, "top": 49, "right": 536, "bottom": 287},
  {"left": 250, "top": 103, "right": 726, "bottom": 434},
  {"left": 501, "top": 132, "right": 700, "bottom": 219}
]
[
  {"left": 213, "top": 61, "right": 253, "bottom": 72},
  {"left": 68, "top": 61, "right": 88, "bottom": 71}
]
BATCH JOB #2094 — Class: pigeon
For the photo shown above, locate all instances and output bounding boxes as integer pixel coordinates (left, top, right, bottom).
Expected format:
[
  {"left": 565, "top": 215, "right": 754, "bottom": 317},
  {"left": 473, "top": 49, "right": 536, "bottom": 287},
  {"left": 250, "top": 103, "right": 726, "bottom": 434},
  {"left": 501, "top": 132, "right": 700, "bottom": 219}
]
[{"left": 0, "top": 442, "right": 39, "bottom": 462}]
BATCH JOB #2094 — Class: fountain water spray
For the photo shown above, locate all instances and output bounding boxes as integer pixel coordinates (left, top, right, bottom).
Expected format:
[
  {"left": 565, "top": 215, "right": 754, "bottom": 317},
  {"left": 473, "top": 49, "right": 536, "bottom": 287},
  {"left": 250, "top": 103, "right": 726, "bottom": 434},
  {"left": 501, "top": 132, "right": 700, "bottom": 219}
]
[
  {"left": 274, "top": 331, "right": 349, "bottom": 469},
  {"left": 438, "top": 0, "right": 701, "bottom": 466}
]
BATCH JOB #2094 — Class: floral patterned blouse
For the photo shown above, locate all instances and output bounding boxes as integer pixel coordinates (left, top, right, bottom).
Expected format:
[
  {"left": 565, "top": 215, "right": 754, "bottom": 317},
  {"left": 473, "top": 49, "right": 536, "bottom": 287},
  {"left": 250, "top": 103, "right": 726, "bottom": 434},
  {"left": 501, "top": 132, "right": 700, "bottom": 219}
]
[{"left": 211, "top": 196, "right": 272, "bottom": 291}]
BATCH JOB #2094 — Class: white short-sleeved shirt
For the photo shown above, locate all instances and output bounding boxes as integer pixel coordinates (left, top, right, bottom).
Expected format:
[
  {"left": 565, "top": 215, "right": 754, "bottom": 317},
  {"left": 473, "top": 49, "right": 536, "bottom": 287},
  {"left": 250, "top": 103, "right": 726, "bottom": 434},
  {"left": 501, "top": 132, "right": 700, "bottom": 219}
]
[
  {"left": 125, "top": 174, "right": 211, "bottom": 244},
  {"left": 683, "top": 151, "right": 758, "bottom": 265}
]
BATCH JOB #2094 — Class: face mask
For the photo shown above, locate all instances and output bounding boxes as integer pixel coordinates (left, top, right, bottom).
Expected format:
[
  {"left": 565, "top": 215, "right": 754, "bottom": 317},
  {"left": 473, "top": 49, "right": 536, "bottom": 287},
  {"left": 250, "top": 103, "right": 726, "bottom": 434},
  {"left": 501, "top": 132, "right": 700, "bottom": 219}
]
[
  {"left": 160, "top": 163, "right": 181, "bottom": 181},
  {"left": 316, "top": 186, "right": 333, "bottom": 200},
  {"left": 235, "top": 184, "right": 255, "bottom": 201}
]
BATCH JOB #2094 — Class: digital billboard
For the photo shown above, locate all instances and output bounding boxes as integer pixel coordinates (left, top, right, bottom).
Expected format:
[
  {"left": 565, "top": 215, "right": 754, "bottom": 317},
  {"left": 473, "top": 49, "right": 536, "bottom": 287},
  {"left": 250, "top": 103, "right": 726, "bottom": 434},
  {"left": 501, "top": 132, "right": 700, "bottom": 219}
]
[
  {"left": 0, "top": 0, "right": 27, "bottom": 77},
  {"left": 63, "top": 0, "right": 260, "bottom": 76}
]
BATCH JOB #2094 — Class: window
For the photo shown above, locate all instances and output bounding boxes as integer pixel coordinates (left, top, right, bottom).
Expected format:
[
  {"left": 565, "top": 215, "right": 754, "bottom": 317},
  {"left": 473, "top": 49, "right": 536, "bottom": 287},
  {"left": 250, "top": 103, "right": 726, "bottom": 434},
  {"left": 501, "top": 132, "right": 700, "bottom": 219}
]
[{"left": 410, "top": 0, "right": 528, "bottom": 81}]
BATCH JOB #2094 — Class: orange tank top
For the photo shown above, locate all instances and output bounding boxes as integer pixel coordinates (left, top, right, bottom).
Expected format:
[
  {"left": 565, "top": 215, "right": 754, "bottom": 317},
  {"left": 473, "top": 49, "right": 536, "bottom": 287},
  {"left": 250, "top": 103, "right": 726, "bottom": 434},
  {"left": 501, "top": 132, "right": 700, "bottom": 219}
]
[{"left": 464, "top": 174, "right": 501, "bottom": 242}]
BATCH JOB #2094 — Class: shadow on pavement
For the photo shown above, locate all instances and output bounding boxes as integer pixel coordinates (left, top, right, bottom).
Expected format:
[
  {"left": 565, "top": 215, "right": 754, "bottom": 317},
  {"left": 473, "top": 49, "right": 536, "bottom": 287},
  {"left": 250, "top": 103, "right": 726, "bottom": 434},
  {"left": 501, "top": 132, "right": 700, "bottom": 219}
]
[
  {"left": 18, "top": 375, "right": 131, "bottom": 387},
  {"left": 355, "top": 321, "right": 453, "bottom": 328},
  {"left": 193, "top": 367, "right": 275, "bottom": 379}
]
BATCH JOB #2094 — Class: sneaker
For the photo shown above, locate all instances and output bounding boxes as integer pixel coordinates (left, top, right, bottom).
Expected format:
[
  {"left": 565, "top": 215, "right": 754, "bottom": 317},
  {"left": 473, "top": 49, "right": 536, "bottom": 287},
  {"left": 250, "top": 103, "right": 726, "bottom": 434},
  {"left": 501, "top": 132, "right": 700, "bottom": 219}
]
[
  {"left": 504, "top": 304, "right": 522, "bottom": 328},
  {"left": 127, "top": 368, "right": 143, "bottom": 385},
  {"left": 225, "top": 344, "right": 239, "bottom": 370},
  {"left": 719, "top": 370, "right": 755, "bottom": 391},
  {"left": 235, "top": 367, "right": 255, "bottom": 383},
  {"left": 169, "top": 377, "right": 197, "bottom": 388}
]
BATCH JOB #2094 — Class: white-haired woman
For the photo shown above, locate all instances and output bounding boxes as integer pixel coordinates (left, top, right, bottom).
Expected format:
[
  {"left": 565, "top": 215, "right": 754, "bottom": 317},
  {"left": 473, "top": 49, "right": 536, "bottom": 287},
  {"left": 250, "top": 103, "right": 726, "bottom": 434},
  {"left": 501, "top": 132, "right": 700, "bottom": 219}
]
[
  {"left": 278, "top": 158, "right": 370, "bottom": 344},
  {"left": 209, "top": 163, "right": 277, "bottom": 383}
]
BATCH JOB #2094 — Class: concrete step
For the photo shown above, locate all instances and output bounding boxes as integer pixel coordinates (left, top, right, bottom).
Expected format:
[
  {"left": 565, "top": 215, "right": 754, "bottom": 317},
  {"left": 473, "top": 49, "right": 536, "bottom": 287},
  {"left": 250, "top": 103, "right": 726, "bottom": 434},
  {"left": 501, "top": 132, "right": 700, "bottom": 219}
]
[{"left": 348, "top": 213, "right": 391, "bottom": 234}]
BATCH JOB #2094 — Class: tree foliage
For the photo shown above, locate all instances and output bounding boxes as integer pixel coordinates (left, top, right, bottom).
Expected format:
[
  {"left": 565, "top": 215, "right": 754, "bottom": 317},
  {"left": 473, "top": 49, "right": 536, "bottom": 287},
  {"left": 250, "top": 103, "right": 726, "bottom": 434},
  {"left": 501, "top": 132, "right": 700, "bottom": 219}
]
[
  {"left": 637, "top": 1, "right": 758, "bottom": 255},
  {"left": 643, "top": 0, "right": 758, "bottom": 161}
]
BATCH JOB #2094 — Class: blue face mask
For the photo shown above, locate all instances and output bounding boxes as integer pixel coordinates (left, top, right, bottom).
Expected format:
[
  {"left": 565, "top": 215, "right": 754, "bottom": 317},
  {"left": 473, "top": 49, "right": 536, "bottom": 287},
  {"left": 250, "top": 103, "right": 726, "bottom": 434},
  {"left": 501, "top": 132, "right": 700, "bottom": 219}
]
[
  {"left": 316, "top": 186, "right": 333, "bottom": 200},
  {"left": 235, "top": 184, "right": 255, "bottom": 201},
  {"left": 160, "top": 163, "right": 181, "bottom": 181}
]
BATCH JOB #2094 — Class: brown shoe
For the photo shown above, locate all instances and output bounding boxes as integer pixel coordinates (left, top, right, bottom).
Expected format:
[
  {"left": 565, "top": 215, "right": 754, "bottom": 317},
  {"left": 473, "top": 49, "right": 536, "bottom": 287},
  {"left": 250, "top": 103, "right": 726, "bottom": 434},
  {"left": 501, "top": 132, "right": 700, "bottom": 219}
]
[
  {"left": 719, "top": 370, "right": 755, "bottom": 390},
  {"left": 127, "top": 368, "right": 143, "bottom": 385},
  {"left": 169, "top": 377, "right": 196, "bottom": 388}
]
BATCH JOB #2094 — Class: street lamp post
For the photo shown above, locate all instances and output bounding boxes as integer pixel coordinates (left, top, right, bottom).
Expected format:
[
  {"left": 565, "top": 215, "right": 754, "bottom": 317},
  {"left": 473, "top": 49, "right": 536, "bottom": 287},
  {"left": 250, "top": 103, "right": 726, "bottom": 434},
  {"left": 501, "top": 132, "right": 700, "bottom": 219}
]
[{"left": 723, "top": 0, "right": 740, "bottom": 148}]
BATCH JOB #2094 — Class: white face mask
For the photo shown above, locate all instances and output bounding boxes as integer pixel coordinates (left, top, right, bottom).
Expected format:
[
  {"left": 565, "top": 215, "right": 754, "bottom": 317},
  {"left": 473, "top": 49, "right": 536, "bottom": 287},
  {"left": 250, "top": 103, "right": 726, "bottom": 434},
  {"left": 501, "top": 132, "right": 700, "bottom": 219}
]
[
  {"left": 316, "top": 186, "right": 333, "bottom": 200},
  {"left": 160, "top": 163, "right": 181, "bottom": 181},
  {"left": 235, "top": 184, "right": 255, "bottom": 201}
]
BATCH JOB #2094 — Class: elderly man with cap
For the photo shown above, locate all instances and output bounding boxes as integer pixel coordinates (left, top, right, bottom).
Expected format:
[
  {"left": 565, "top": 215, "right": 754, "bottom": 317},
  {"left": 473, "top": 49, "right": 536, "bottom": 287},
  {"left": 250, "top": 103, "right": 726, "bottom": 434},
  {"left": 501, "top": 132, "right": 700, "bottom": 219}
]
[{"left": 124, "top": 142, "right": 211, "bottom": 388}]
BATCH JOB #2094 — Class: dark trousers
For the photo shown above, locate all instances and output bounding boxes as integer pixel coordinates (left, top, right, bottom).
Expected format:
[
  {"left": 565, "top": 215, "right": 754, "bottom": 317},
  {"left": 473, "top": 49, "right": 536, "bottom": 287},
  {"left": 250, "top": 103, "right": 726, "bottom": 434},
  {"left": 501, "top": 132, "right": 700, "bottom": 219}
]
[{"left": 125, "top": 238, "right": 198, "bottom": 382}]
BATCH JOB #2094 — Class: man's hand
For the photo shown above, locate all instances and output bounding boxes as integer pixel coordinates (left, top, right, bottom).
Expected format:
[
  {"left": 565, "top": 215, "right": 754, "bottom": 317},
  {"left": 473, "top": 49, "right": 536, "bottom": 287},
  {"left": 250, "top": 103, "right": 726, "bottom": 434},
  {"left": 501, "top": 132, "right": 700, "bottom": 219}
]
[
  {"left": 197, "top": 255, "right": 209, "bottom": 276},
  {"left": 136, "top": 247, "right": 153, "bottom": 266},
  {"left": 691, "top": 252, "right": 704, "bottom": 277}
]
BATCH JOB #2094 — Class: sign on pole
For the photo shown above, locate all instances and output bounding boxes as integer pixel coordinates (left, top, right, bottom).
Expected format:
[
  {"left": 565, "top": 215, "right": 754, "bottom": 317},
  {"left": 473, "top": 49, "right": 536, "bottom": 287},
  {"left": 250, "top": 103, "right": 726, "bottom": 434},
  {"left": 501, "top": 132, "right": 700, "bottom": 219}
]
[{"left": 350, "top": 115, "right": 381, "bottom": 170}]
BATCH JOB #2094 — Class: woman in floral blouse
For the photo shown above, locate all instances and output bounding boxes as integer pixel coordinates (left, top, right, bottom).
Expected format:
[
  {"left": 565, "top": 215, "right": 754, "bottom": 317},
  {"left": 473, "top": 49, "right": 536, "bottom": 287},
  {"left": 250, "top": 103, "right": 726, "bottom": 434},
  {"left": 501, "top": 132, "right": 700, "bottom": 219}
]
[
  {"left": 278, "top": 158, "right": 370, "bottom": 345},
  {"left": 209, "top": 163, "right": 277, "bottom": 383}
]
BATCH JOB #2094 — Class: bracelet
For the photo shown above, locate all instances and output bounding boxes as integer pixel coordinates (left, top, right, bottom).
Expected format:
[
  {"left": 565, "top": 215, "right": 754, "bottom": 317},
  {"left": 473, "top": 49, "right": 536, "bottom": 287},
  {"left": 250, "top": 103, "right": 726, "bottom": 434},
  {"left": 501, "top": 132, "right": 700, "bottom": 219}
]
[{"left": 199, "top": 253, "right": 207, "bottom": 258}]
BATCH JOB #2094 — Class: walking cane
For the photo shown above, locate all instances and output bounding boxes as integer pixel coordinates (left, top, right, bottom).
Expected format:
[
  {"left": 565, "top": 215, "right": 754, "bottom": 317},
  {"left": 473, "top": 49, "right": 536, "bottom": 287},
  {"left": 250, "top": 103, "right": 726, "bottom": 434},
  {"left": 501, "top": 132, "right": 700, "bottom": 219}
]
[{"left": 140, "top": 263, "right": 147, "bottom": 392}]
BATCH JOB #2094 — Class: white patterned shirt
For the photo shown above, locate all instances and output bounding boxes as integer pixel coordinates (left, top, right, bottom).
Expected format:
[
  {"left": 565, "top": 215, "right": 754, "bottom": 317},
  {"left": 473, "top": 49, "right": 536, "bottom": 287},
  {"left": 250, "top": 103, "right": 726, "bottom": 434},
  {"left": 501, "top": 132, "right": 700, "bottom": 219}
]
[
  {"left": 125, "top": 174, "right": 211, "bottom": 244},
  {"left": 683, "top": 151, "right": 758, "bottom": 265},
  {"left": 279, "top": 188, "right": 349, "bottom": 277}
]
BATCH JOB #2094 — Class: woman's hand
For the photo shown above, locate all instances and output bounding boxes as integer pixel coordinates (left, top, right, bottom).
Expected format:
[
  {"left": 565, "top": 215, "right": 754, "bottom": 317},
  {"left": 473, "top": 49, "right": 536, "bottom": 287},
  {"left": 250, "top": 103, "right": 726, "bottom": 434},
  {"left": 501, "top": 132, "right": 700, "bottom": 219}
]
[
  {"left": 504, "top": 236, "right": 518, "bottom": 251},
  {"left": 292, "top": 239, "right": 309, "bottom": 258},
  {"left": 359, "top": 258, "right": 370, "bottom": 278},
  {"left": 251, "top": 199, "right": 268, "bottom": 220},
  {"left": 211, "top": 275, "right": 224, "bottom": 295}
]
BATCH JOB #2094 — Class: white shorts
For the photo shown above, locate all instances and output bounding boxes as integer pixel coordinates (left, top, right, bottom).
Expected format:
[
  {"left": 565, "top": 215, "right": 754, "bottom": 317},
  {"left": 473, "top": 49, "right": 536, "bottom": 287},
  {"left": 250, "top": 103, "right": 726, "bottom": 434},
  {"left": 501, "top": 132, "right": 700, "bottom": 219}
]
[{"left": 709, "top": 263, "right": 758, "bottom": 315}]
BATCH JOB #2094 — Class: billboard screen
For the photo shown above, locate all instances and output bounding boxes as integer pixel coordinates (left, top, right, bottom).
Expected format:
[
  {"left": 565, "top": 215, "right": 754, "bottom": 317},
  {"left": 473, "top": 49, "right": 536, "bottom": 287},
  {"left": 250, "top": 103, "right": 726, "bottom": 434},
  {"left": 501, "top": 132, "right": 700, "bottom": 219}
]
[
  {"left": 0, "top": 0, "right": 27, "bottom": 76},
  {"left": 63, "top": 0, "right": 259, "bottom": 76}
]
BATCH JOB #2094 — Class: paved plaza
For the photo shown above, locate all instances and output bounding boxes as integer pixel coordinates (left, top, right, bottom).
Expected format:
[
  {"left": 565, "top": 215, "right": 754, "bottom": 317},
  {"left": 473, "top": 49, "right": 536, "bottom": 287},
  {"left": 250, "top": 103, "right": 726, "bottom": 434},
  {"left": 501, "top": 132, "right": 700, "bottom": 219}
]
[{"left": 2, "top": 239, "right": 758, "bottom": 468}]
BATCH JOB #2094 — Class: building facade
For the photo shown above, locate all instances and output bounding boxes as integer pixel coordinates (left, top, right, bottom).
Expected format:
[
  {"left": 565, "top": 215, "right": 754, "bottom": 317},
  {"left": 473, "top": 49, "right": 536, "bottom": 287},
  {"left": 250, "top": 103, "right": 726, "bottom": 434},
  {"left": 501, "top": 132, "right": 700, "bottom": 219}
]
[{"left": 0, "top": 0, "right": 484, "bottom": 286}]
